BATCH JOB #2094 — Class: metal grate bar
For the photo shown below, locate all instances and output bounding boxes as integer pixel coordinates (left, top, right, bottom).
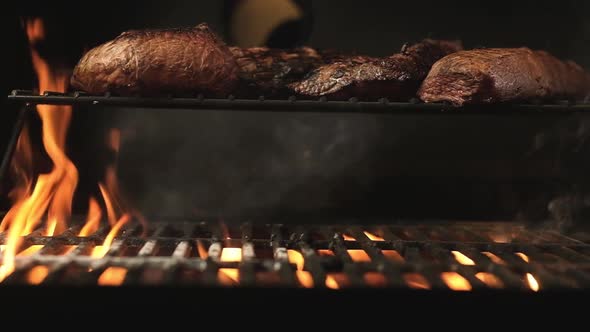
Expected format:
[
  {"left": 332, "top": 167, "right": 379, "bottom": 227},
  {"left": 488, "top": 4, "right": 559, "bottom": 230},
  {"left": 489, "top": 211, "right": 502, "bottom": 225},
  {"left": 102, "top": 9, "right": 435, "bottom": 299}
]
[
  {"left": 0, "top": 221, "right": 589, "bottom": 289},
  {"left": 7, "top": 90, "right": 590, "bottom": 114}
]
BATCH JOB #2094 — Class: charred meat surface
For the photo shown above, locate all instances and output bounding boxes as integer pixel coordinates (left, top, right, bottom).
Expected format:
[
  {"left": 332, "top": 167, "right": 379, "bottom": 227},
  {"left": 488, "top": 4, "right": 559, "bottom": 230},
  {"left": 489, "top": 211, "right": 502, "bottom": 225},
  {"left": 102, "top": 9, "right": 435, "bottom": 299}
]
[
  {"left": 418, "top": 48, "right": 590, "bottom": 106},
  {"left": 71, "top": 23, "right": 239, "bottom": 96},
  {"left": 288, "top": 39, "right": 463, "bottom": 100},
  {"left": 230, "top": 46, "right": 324, "bottom": 96}
]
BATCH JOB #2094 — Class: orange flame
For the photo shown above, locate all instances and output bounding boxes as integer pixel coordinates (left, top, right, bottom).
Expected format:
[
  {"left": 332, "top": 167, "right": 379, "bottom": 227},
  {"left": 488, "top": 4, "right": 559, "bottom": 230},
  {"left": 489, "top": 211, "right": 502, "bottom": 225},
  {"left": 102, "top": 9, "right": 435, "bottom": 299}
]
[
  {"left": 347, "top": 249, "right": 371, "bottom": 262},
  {"left": 0, "top": 18, "right": 78, "bottom": 282},
  {"left": 475, "top": 272, "right": 504, "bottom": 288},
  {"left": 515, "top": 252, "right": 530, "bottom": 263},
  {"left": 91, "top": 214, "right": 130, "bottom": 258},
  {"left": 196, "top": 240, "right": 208, "bottom": 259},
  {"left": 342, "top": 234, "right": 355, "bottom": 241},
  {"left": 404, "top": 273, "right": 431, "bottom": 290},
  {"left": 287, "top": 249, "right": 304, "bottom": 270},
  {"left": 441, "top": 272, "right": 472, "bottom": 291},
  {"left": 451, "top": 251, "right": 475, "bottom": 265},
  {"left": 218, "top": 247, "right": 242, "bottom": 285},
  {"left": 363, "top": 231, "right": 384, "bottom": 241},
  {"left": 27, "top": 266, "right": 49, "bottom": 285},
  {"left": 98, "top": 267, "right": 127, "bottom": 286},
  {"left": 526, "top": 273, "right": 540, "bottom": 291},
  {"left": 382, "top": 250, "right": 405, "bottom": 262},
  {"left": 79, "top": 197, "right": 102, "bottom": 236}
]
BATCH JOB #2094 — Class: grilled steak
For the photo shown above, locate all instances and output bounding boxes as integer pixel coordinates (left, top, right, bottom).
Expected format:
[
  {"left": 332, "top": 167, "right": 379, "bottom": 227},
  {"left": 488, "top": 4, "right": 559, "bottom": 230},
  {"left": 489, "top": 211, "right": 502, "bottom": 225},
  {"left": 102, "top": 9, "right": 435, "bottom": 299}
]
[
  {"left": 288, "top": 39, "right": 463, "bottom": 100},
  {"left": 71, "top": 23, "right": 239, "bottom": 96},
  {"left": 418, "top": 48, "right": 590, "bottom": 106},
  {"left": 230, "top": 46, "right": 325, "bottom": 96}
]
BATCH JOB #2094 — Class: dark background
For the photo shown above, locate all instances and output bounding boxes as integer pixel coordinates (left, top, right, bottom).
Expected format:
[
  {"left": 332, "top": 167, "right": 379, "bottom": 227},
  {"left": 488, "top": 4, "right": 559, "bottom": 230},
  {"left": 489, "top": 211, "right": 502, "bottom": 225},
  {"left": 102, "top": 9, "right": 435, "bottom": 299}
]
[{"left": 3, "top": 0, "right": 590, "bottom": 227}]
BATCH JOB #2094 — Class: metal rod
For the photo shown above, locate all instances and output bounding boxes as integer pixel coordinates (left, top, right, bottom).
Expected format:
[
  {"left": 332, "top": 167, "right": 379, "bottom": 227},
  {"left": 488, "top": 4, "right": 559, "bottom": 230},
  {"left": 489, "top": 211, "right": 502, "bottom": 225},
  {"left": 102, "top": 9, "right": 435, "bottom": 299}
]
[
  {"left": 0, "top": 104, "right": 32, "bottom": 191},
  {"left": 7, "top": 91, "right": 590, "bottom": 114}
]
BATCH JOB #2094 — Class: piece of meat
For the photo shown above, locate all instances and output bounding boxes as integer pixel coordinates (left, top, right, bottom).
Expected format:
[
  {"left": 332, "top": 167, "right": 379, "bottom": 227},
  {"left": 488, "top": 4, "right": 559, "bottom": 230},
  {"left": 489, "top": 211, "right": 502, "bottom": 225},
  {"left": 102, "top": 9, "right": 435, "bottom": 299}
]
[
  {"left": 418, "top": 48, "right": 590, "bottom": 106},
  {"left": 230, "top": 46, "right": 324, "bottom": 96},
  {"left": 71, "top": 23, "right": 239, "bottom": 96},
  {"left": 288, "top": 39, "right": 463, "bottom": 100}
]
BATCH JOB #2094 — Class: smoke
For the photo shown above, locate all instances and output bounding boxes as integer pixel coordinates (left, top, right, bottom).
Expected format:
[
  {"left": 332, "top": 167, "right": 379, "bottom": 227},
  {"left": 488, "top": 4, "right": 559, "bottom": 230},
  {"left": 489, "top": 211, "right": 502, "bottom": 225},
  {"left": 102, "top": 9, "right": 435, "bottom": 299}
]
[
  {"left": 523, "top": 113, "right": 590, "bottom": 233},
  {"left": 111, "top": 107, "right": 382, "bottom": 221}
]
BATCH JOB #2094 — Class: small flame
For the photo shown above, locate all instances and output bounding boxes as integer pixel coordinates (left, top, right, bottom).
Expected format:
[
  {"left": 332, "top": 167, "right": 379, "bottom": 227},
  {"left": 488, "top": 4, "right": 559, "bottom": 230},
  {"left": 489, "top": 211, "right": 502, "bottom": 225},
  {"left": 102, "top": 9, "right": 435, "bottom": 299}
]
[
  {"left": 17, "top": 245, "right": 44, "bottom": 257},
  {"left": 382, "top": 250, "right": 405, "bottom": 262},
  {"left": 79, "top": 197, "right": 102, "bottom": 236},
  {"left": 296, "top": 271, "right": 314, "bottom": 288},
  {"left": 91, "top": 214, "right": 130, "bottom": 258},
  {"left": 98, "top": 267, "right": 127, "bottom": 286},
  {"left": 347, "top": 249, "right": 371, "bottom": 262},
  {"left": 342, "top": 234, "right": 355, "bottom": 241},
  {"left": 288, "top": 250, "right": 313, "bottom": 287},
  {"left": 363, "top": 231, "right": 384, "bottom": 241},
  {"left": 218, "top": 247, "right": 241, "bottom": 285},
  {"left": 475, "top": 272, "right": 504, "bottom": 288},
  {"left": 287, "top": 249, "right": 304, "bottom": 270},
  {"left": 196, "top": 240, "right": 208, "bottom": 259},
  {"left": 481, "top": 251, "right": 506, "bottom": 265},
  {"left": 404, "top": 273, "right": 431, "bottom": 290},
  {"left": 515, "top": 252, "right": 530, "bottom": 263},
  {"left": 451, "top": 251, "right": 475, "bottom": 265},
  {"left": 317, "top": 249, "right": 334, "bottom": 256},
  {"left": 441, "top": 272, "right": 472, "bottom": 291},
  {"left": 218, "top": 269, "right": 239, "bottom": 285},
  {"left": 325, "top": 274, "right": 340, "bottom": 289},
  {"left": 364, "top": 272, "right": 387, "bottom": 287},
  {"left": 526, "top": 273, "right": 540, "bottom": 291},
  {"left": 26, "top": 266, "right": 49, "bottom": 285}
]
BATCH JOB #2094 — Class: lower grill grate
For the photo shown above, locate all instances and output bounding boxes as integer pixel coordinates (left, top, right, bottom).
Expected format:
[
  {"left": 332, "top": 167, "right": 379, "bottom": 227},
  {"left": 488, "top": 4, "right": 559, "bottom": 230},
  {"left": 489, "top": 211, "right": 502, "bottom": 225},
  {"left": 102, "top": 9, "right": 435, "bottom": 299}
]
[{"left": 1, "top": 221, "right": 589, "bottom": 290}]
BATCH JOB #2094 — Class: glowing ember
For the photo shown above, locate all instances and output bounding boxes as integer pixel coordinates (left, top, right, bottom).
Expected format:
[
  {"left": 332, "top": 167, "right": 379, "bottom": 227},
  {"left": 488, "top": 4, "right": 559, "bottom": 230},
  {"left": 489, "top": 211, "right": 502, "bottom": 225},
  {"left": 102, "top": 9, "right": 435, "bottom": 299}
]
[
  {"left": 526, "top": 273, "right": 540, "bottom": 291},
  {"left": 382, "top": 250, "right": 405, "bottom": 262},
  {"left": 26, "top": 266, "right": 49, "bottom": 285},
  {"left": 317, "top": 249, "right": 334, "bottom": 256},
  {"left": 220, "top": 248, "right": 242, "bottom": 262},
  {"left": 295, "top": 271, "right": 313, "bottom": 288},
  {"left": 91, "top": 214, "right": 130, "bottom": 258},
  {"left": 326, "top": 273, "right": 348, "bottom": 289},
  {"left": 98, "top": 267, "right": 127, "bottom": 286},
  {"left": 218, "top": 269, "right": 239, "bottom": 285},
  {"left": 217, "top": 248, "right": 242, "bottom": 284},
  {"left": 363, "top": 231, "right": 384, "bottom": 241},
  {"left": 451, "top": 251, "right": 475, "bottom": 265},
  {"left": 481, "top": 251, "right": 506, "bottom": 265},
  {"left": 475, "top": 272, "right": 504, "bottom": 288},
  {"left": 364, "top": 272, "right": 387, "bottom": 287},
  {"left": 17, "top": 245, "right": 44, "bottom": 257},
  {"left": 79, "top": 197, "right": 102, "bottom": 236},
  {"left": 287, "top": 249, "right": 304, "bottom": 270},
  {"left": 342, "top": 234, "right": 355, "bottom": 241},
  {"left": 347, "top": 249, "right": 371, "bottom": 262},
  {"left": 515, "top": 252, "right": 530, "bottom": 263},
  {"left": 441, "top": 272, "right": 472, "bottom": 291},
  {"left": 325, "top": 275, "right": 340, "bottom": 289},
  {"left": 404, "top": 273, "right": 431, "bottom": 290}
]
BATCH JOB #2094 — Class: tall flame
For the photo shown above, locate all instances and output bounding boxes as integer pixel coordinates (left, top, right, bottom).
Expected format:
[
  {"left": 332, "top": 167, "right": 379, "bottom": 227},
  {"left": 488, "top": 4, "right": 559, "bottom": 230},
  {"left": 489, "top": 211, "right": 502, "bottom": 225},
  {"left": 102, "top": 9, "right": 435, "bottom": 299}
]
[{"left": 0, "top": 18, "right": 78, "bottom": 282}]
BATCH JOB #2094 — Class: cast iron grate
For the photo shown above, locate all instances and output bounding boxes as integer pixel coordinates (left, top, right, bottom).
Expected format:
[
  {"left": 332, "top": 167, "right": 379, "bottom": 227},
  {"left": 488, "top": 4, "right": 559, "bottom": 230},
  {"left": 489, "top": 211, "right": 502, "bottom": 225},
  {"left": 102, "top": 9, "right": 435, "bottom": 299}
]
[{"left": 1, "top": 221, "right": 589, "bottom": 289}]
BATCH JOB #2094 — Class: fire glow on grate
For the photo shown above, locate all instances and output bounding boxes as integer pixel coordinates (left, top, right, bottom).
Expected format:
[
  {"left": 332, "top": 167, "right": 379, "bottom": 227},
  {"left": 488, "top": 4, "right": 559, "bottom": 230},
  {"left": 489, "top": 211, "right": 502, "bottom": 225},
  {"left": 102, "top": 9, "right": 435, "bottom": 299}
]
[{"left": 0, "top": 221, "right": 588, "bottom": 290}]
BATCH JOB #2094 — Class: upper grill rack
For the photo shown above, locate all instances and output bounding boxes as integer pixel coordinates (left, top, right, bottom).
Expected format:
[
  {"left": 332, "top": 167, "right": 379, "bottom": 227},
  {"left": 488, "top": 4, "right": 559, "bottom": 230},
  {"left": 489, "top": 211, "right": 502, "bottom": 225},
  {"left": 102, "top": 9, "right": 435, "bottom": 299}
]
[
  {"left": 8, "top": 90, "right": 590, "bottom": 114},
  {"left": 1, "top": 221, "right": 589, "bottom": 289}
]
